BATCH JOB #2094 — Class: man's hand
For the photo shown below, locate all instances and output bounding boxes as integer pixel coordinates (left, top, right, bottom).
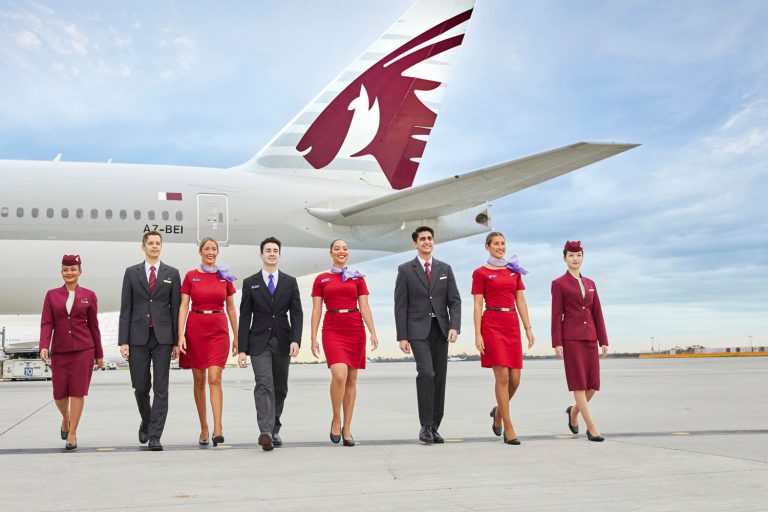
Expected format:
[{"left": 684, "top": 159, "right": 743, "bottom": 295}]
[
  {"left": 171, "top": 345, "right": 179, "bottom": 360},
  {"left": 289, "top": 342, "right": 300, "bottom": 358},
  {"left": 120, "top": 345, "right": 130, "bottom": 359},
  {"left": 447, "top": 329, "right": 458, "bottom": 343},
  {"left": 238, "top": 352, "right": 248, "bottom": 368},
  {"left": 399, "top": 340, "right": 410, "bottom": 354}
]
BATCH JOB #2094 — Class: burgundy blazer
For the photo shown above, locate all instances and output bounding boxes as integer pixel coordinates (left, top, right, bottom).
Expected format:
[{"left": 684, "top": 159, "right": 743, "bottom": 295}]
[
  {"left": 551, "top": 272, "right": 608, "bottom": 347},
  {"left": 39, "top": 285, "right": 104, "bottom": 358}
]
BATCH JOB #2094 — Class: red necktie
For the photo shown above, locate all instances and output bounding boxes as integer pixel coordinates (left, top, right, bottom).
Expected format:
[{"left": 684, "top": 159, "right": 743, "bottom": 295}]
[
  {"left": 424, "top": 261, "right": 431, "bottom": 282},
  {"left": 148, "top": 266, "right": 156, "bottom": 327}
]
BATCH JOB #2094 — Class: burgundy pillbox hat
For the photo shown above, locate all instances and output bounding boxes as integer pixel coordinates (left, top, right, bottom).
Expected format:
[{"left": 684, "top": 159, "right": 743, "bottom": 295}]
[
  {"left": 62, "top": 254, "right": 81, "bottom": 266},
  {"left": 564, "top": 240, "right": 583, "bottom": 253}
]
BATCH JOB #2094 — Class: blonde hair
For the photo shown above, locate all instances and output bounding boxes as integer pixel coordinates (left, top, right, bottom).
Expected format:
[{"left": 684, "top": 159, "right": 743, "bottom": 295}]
[
  {"left": 198, "top": 237, "right": 219, "bottom": 253},
  {"left": 485, "top": 231, "right": 505, "bottom": 247}
]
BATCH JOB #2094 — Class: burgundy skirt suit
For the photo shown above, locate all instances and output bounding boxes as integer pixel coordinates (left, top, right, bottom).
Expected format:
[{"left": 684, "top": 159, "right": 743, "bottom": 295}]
[
  {"left": 179, "top": 271, "right": 236, "bottom": 369},
  {"left": 39, "top": 286, "right": 103, "bottom": 400},
  {"left": 550, "top": 272, "right": 608, "bottom": 391},
  {"left": 312, "top": 272, "right": 369, "bottom": 369},
  {"left": 472, "top": 266, "right": 526, "bottom": 368}
]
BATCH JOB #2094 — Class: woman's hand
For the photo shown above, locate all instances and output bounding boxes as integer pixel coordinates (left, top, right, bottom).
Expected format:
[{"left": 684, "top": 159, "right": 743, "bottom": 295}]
[
  {"left": 311, "top": 339, "right": 320, "bottom": 359},
  {"left": 370, "top": 333, "right": 379, "bottom": 351},
  {"left": 40, "top": 348, "right": 49, "bottom": 364},
  {"left": 525, "top": 327, "right": 535, "bottom": 349},
  {"left": 231, "top": 338, "right": 238, "bottom": 357},
  {"left": 475, "top": 335, "right": 485, "bottom": 355},
  {"left": 178, "top": 335, "right": 187, "bottom": 354},
  {"left": 555, "top": 346, "right": 564, "bottom": 359},
  {"left": 95, "top": 358, "right": 104, "bottom": 369},
  {"left": 601, "top": 345, "right": 608, "bottom": 358}
]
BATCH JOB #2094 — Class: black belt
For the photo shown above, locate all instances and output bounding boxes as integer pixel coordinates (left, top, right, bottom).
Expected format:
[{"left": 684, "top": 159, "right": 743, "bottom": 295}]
[
  {"left": 485, "top": 307, "right": 516, "bottom": 312},
  {"left": 327, "top": 308, "right": 359, "bottom": 313},
  {"left": 192, "top": 309, "right": 225, "bottom": 314}
]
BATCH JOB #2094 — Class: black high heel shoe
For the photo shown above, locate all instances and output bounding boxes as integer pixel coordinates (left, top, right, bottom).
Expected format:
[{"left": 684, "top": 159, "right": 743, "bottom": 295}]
[
  {"left": 65, "top": 437, "right": 77, "bottom": 451},
  {"left": 199, "top": 437, "right": 209, "bottom": 446},
  {"left": 330, "top": 422, "right": 341, "bottom": 444},
  {"left": 490, "top": 406, "right": 502, "bottom": 437},
  {"left": 503, "top": 432, "right": 521, "bottom": 445},
  {"left": 212, "top": 434, "right": 225, "bottom": 447},
  {"left": 341, "top": 428, "right": 355, "bottom": 447},
  {"left": 566, "top": 406, "right": 579, "bottom": 435},
  {"left": 60, "top": 429, "right": 68, "bottom": 441},
  {"left": 586, "top": 430, "right": 604, "bottom": 442}
]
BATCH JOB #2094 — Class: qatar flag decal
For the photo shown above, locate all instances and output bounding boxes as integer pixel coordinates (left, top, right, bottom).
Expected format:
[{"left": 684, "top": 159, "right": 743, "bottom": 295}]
[{"left": 158, "top": 192, "right": 183, "bottom": 201}]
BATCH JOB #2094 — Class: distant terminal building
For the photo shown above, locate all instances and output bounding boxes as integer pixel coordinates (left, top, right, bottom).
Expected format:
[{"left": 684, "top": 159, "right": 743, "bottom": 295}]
[{"left": 641, "top": 345, "right": 767, "bottom": 359}]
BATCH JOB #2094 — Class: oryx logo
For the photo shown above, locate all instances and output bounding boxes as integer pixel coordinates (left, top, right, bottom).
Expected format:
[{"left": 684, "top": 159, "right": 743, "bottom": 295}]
[{"left": 296, "top": 9, "right": 473, "bottom": 190}]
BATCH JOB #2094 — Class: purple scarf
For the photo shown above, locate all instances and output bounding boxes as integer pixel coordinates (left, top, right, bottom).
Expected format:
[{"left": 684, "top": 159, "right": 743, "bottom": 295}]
[
  {"left": 330, "top": 266, "right": 365, "bottom": 281},
  {"left": 487, "top": 255, "right": 529, "bottom": 275},
  {"left": 200, "top": 264, "right": 237, "bottom": 282}
]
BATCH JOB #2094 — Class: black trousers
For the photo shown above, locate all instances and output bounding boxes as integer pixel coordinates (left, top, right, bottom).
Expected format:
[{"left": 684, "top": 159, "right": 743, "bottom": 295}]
[
  {"left": 250, "top": 337, "right": 291, "bottom": 435},
  {"left": 410, "top": 319, "right": 449, "bottom": 429},
  {"left": 129, "top": 329, "right": 173, "bottom": 439}
]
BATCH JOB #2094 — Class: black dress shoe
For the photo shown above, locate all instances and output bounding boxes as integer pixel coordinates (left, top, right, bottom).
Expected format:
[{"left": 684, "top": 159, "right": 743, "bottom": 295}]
[
  {"left": 566, "top": 406, "right": 579, "bottom": 435},
  {"left": 148, "top": 438, "right": 163, "bottom": 451},
  {"left": 419, "top": 425, "right": 434, "bottom": 444},
  {"left": 586, "top": 430, "right": 604, "bottom": 442},
  {"left": 60, "top": 429, "right": 68, "bottom": 441},
  {"left": 503, "top": 433, "right": 521, "bottom": 445},
  {"left": 330, "top": 422, "right": 341, "bottom": 444},
  {"left": 341, "top": 428, "right": 355, "bottom": 447},
  {"left": 139, "top": 422, "right": 149, "bottom": 444},
  {"left": 212, "top": 434, "right": 225, "bottom": 447},
  {"left": 272, "top": 433, "right": 283, "bottom": 446},
  {"left": 490, "top": 406, "right": 502, "bottom": 437},
  {"left": 431, "top": 427, "right": 444, "bottom": 444},
  {"left": 259, "top": 433, "right": 274, "bottom": 451}
]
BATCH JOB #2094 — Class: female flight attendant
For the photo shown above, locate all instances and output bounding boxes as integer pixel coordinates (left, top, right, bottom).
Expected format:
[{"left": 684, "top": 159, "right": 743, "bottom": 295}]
[
  {"left": 551, "top": 240, "right": 609, "bottom": 442},
  {"left": 39, "top": 255, "right": 104, "bottom": 451},
  {"left": 472, "top": 232, "right": 534, "bottom": 445},
  {"left": 311, "top": 239, "right": 378, "bottom": 447},
  {"left": 178, "top": 237, "right": 238, "bottom": 447}
]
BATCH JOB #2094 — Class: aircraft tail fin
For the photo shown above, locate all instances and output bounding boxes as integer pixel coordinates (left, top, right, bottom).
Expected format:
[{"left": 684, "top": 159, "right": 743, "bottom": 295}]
[{"left": 243, "top": 0, "right": 476, "bottom": 190}]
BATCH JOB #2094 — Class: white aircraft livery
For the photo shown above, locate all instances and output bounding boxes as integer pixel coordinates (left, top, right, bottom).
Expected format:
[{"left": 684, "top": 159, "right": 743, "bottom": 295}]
[{"left": 0, "top": 0, "right": 637, "bottom": 314}]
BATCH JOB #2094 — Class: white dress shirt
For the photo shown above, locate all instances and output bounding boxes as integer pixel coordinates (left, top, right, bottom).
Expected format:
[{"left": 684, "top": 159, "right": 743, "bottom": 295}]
[{"left": 262, "top": 269, "right": 278, "bottom": 288}]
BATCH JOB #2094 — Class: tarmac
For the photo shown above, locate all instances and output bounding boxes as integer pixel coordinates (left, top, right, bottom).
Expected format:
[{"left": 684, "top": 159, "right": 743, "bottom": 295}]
[{"left": 0, "top": 357, "right": 766, "bottom": 511}]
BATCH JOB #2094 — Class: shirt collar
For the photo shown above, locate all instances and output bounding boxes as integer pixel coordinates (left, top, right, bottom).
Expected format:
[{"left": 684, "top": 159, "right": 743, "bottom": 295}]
[
  {"left": 145, "top": 261, "right": 161, "bottom": 273},
  {"left": 417, "top": 256, "right": 433, "bottom": 268},
  {"left": 262, "top": 269, "right": 278, "bottom": 283}
]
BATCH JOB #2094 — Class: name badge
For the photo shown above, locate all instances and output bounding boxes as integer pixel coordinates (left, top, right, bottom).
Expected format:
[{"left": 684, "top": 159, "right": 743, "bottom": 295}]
[
  {"left": 321, "top": 278, "right": 330, "bottom": 283},
  {"left": 488, "top": 274, "right": 497, "bottom": 279},
  {"left": 163, "top": 279, "right": 172, "bottom": 284},
  {"left": 192, "top": 278, "right": 201, "bottom": 282},
  {"left": 251, "top": 284, "right": 260, "bottom": 289},
  {"left": 439, "top": 275, "right": 447, "bottom": 280},
  {"left": 589, "top": 288, "right": 595, "bottom": 292},
  {"left": 80, "top": 299, "right": 89, "bottom": 303},
  {"left": 219, "top": 279, "right": 226, "bottom": 282}
]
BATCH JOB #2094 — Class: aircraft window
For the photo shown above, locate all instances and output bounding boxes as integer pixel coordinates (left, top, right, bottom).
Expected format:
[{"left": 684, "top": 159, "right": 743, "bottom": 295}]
[
  {"left": 176, "top": 211, "right": 183, "bottom": 221},
  {"left": 120, "top": 210, "right": 127, "bottom": 220},
  {"left": 162, "top": 211, "right": 169, "bottom": 221},
  {"left": 47, "top": 208, "right": 54, "bottom": 218},
  {"left": 32, "top": 208, "right": 39, "bottom": 218},
  {"left": 134, "top": 210, "right": 141, "bottom": 220},
  {"left": 91, "top": 209, "right": 98, "bottom": 219},
  {"left": 106, "top": 209, "right": 113, "bottom": 219},
  {"left": 16, "top": 207, "right": 24, "bottom": 217},
  {"left": 61, "top": 208, "right": 69, "bottom": 219},
  {"left": 148, "top": 210, "right": 155, "bottom": 221},
  {"left": 0, "top": 207, "right": 7, "bottom": 217},
  {"left": 76, "top": 208, "right": 84, "bottom": 219}
]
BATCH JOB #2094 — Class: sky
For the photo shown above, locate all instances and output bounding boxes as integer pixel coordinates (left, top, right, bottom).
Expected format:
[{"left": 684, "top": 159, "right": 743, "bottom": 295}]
[{"left": 0, "top": 0, "right": 766, "bottom": 359}]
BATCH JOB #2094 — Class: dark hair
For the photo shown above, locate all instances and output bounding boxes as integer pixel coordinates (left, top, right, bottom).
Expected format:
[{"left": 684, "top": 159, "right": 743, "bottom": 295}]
[
  {"left": 485, "top": 231, "right": 504, "bottom": 246},
  {"left": 411, "top": 226, "right": 434, "bottom": 242},
  {"left": 329, "top": 239, "right": 346, "bottom": 250},
  {"left": 260, "top": 236, "right": 281, "bottom": 253},
  {"left": 563, "top": 249, "right": 584, "bottom": 257},
  {"left": 142, "top": 231, "right": 163, "bottom": 245}
]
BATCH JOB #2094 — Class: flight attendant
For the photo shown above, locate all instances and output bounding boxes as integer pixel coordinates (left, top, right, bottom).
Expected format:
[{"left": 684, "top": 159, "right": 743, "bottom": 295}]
[
  {"left": 310, "top": 239, "right": 378, "bottom": 447},
  {"left": 39, "top": 255, "right": 104, "bottom": 451},
  {"left": 178, "top": 237, "right": 238, "bottom": 447},
  {"left": 472, "top": 232, "right": 534, "bottom": 445},
  {"left": 551, "top": 240, "right": 609, "bottom": 442}
]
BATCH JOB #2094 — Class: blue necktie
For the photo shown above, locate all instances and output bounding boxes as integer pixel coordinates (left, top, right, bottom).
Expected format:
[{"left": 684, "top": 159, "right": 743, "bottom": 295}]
[{"left": 268, "top": 274, "right": 276, "bottom": 295}]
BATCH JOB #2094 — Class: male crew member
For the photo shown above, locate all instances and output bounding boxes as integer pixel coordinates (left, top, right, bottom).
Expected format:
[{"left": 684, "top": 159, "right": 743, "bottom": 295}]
[
  {"left": 395, "top": 226, "right": 461, "bottom": 444},
  {"left": 238, "top": 237, "right": 303, "bottom": 451},
  {"left": 119, "top": 231, "right": 181, "bottom": 451}
]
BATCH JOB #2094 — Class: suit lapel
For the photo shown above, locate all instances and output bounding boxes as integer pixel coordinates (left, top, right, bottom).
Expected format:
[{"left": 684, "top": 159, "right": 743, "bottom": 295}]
[
  {"left": 429, "top": 259, "right": 441, "bottom": 292},
  {"left": 136, "top": 263, "right": 150, "bottom": 295},
  {"left": 256, "top": 272, "right": 272, "bottom": 304},
  {"left": 411, "top": 258, "right": 429, "bottom": 290}
]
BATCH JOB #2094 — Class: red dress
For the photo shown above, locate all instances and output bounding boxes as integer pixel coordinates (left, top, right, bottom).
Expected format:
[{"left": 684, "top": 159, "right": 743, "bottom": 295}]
[
  {"left": 471, "top": 266, "right": 526, "bottom": 369},
  {"left": 312, "top": 273, "right": 369, "bottom": 369},
  {"left": 180, "top": 270, "right": 235, "bottom": 369}
]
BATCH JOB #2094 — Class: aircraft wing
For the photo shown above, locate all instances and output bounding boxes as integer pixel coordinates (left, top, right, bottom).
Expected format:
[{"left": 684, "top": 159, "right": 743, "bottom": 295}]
[{"left": 307, "top": 142, "right": 638, "bottom": 225}]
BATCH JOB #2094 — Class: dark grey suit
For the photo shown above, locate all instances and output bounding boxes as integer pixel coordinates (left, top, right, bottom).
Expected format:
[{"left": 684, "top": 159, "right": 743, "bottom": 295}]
[
  {"left": 238, "top": 270, "right": 303, "bottom": 435},
  {"left": 118, "top": 262, "right": 181, "bottom": 440},
  {"left": 394, "top": 257, "right": 461, "bottom": 428}
]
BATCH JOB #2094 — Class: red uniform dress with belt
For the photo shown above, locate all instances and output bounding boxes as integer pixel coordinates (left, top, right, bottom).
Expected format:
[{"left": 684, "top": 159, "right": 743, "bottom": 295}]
[
  {"left": 180, "top": 270, "right": 235, "bottom": 369},
  {"left": 472, "top": 266, "right": 526, "bottom": 368},
  {"left": 311, "top": 272, "right": 369, "bottom": 369},
  {"left": 550, "top": 272, "right": 608, "bottom": 391},
  {"left": 39, "top": 286, "right": 103, "bottom": 400}
]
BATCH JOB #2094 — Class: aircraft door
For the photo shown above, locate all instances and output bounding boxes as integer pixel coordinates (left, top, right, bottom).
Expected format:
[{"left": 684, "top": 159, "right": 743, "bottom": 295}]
[{"left": 196, "top": 194, "right": 229, "bottom": 246}]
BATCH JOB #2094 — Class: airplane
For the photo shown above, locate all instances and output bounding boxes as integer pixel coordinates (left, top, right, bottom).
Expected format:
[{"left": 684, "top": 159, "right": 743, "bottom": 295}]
[
  {"left": 448, "top": 355, "right": 467, "bottom": 362},
  {"left": 0, "top": 0, "right": 637, "bottom": 315}
]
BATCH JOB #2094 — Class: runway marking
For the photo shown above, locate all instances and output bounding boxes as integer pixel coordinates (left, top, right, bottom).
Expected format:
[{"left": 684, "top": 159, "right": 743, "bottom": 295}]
[{"left": 0, "top": 429, "right": 766, "bottom": 456}]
